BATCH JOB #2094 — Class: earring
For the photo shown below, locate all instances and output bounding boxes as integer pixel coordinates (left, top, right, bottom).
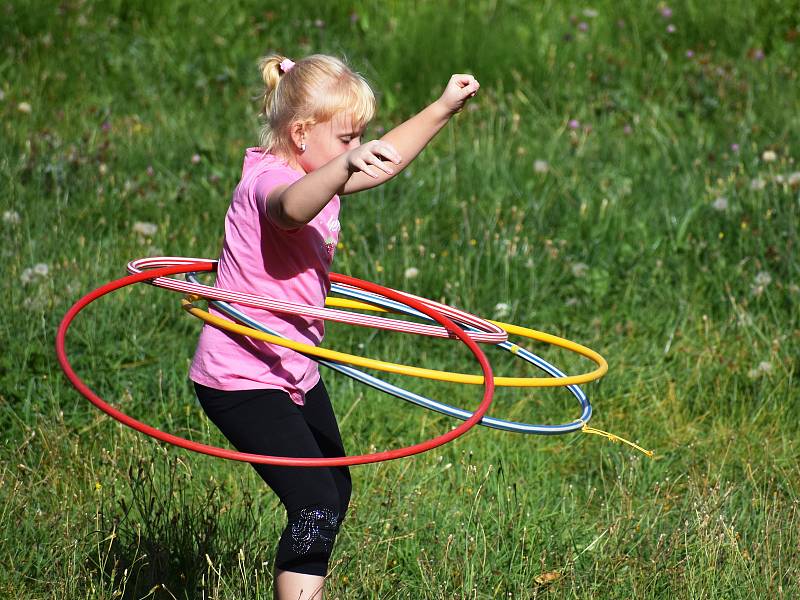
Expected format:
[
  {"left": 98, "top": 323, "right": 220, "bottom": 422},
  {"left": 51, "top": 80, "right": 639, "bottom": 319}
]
[{"left": 300, "top": 143, "right": 306, "bottom": 152}]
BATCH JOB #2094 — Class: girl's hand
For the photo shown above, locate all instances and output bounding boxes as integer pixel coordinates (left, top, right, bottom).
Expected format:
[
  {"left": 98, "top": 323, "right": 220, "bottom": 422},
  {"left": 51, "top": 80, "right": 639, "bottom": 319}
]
[
  {"left": 345, "top": 140, "right": 402, "bottom": 179},
  {"left": 437, "top": 74, "right": 480, "bottom": 115}
]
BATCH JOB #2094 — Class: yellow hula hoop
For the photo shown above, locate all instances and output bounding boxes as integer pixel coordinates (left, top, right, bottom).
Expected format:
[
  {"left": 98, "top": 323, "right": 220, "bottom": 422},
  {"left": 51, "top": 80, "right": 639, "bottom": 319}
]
[{"left": 182, "top": 297, "right": 608, "bottom": 387}]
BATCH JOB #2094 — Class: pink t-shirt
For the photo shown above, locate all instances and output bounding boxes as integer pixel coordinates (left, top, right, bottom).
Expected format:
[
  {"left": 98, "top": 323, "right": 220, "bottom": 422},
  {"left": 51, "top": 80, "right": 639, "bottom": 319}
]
[{"left": 189, "top": 149, "right": 341, "bottom": 405}]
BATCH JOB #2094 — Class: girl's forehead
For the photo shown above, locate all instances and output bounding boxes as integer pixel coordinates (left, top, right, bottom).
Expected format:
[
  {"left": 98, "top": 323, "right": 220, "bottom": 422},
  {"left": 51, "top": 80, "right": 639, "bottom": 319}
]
[{"left": 329, "top": 112, "right": 364, "bottom": 134}]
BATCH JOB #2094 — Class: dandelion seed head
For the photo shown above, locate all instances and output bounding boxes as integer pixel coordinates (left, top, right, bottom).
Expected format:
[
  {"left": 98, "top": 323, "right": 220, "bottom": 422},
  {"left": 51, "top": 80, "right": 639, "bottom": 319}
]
[
  {"left": 133, "top": 221, "right": 158, "bottom": 237},
  {"left": 571, "top": 262, "right": 589, "bottom": 277},
  {"left": 761, "top": 150, "right": 777, "bottom": 163},
  {"left": 533, "top": 159, "right": 549, "bottom": 173},
  {"left": 3, "top": 210, "right": 20, "bottom": 224},
  {"left": 712, "top": 197, "right": 728, "bottom": 211},
  {"left": 493, "top": 302, "right": 511, "bottom": 319}
]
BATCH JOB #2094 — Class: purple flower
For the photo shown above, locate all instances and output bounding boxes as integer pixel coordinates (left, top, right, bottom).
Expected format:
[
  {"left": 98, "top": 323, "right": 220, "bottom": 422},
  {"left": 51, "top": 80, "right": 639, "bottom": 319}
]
[
  {"left": 623, "top": 124, "right": 633, "bottom": 135},
  {"left": 578, "top": 21, "right": 589, "bottom": 32},
  {"left": 660, "top": 6, "right": 673, "bottom": 19},
  {"left": 101, "top": 120, "right": 111, "bottom": 132},
  {"left": 686, "top": 49, "right": 694, "bottom": 58},
  {"left": 666, "top": 24, "right": 676, "bottom": 33},
  {"left": 730, "top": 143, "right": 740, "bottom": 153},
  {"left": 568, "top": 119, "right": 580, "bottom": 129},
  {"left": 191, "top": 154, "right": 201, "bottom": 164},
  {"left": 753, "top": 48, "right": 765, "bottom": 61}
]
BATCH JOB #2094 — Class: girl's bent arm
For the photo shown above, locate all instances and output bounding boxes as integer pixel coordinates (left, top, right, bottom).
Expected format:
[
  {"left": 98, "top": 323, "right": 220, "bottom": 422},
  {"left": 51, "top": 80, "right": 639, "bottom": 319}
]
[{"left": 342, "top": 74, "right": 479, "bottom": 195}]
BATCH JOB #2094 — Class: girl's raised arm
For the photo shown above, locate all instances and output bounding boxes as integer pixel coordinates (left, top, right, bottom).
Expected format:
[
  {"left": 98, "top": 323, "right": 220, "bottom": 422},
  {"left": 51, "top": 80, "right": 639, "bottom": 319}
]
[{"left": 341, "top": 74, "right": 480, "bottom": 195}]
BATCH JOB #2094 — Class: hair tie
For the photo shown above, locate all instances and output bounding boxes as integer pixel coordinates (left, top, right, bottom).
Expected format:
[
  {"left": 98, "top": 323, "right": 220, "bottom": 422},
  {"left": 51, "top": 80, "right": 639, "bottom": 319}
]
[{"left": 279, "top": 58, "right": 295, "bottom": 73}]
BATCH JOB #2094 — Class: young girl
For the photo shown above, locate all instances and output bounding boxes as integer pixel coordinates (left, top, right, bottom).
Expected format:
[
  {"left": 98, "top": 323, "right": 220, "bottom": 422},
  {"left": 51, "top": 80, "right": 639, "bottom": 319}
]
[{"left": 189, "top": 53, "right": 479, "bottom": 600}]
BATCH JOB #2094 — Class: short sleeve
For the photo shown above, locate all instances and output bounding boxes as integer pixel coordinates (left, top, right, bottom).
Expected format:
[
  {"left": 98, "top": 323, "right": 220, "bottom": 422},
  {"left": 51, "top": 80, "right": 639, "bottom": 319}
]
[{"left": 251, "top": 167, "right": 300, "bottom": 224}]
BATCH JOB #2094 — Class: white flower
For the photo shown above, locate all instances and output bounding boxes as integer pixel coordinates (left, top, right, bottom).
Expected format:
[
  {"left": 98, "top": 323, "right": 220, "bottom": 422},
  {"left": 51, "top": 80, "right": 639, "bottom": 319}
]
[
  {"left": 750, "top": 178, "right": 766, "bottom": 191},
  {"left": 133, "top": 221, "right": 158, "bottom": 236},
  {"left": 712, "top": 197, "right": 728, "bottom": 211},
  {"left": 571, "top": 262, "right": 589, "bottom": 277},
  {"left": 33, "top": 263, "right": 49, "bottom": 276},
  {"left": 761, "top": 150, "right": 777, "bottom": 162},
  {"left": 17, "top": 102, "right": 32, "bottom": 114},
  {"left": 3, "top": 210, "right": 20, "bottom": 224},
  {"left": 754, "top": 271, "right": 772, "bottom": 287},
  {"left": 748, "top": 361, "right": 773, "bottom": 379},
  {"left": 787, "top": 172, "right": 800, "bottom": 187},
  {"left": 533, "top": 159, "right": 549, "bottom": 173},
  {"left": 21, "top": 268, "right": 35, "bottom": 285},
  {"left": 493, "top": 302, "right": 511, "bottom": 319},
  {"left": 582, "top": 8, "right": 599, "bottom": 17},
  {"left": 404, "top": 267, "right": 419, "bottom": 279}
]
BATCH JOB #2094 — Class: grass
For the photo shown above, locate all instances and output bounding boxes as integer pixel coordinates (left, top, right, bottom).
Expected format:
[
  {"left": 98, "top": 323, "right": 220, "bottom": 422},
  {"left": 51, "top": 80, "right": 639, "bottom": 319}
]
[{"left": 1, "top": 0, "right": 799, "bottom": 598}]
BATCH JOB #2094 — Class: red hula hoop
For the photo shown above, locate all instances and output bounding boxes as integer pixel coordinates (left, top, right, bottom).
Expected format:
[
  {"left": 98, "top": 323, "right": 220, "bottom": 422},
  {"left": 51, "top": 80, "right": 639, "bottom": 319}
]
[{"left": 55, "top": 262, "right": 495, "bottom": 467}]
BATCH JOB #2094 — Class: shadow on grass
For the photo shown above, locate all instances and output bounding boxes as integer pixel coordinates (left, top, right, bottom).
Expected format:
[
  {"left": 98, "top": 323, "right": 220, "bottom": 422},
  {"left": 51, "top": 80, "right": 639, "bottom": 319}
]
[{"left": 91, "top": 453, "right": 262, "bottom": 599}]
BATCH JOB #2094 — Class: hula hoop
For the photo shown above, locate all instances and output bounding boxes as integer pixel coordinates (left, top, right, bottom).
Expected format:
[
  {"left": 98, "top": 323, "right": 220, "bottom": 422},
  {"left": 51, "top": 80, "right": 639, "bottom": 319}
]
[
  {"left": 126, "top": 257, "right": 507, "bottom": 344},
  {"left": 183, "top": 299, "right": 605, "bottom": 388},
  {"left": 56, "top": 262, "right": 495, "bottom": 466},
  {"left": 196, "top": 278, "right": 593, "bottom": 435}
]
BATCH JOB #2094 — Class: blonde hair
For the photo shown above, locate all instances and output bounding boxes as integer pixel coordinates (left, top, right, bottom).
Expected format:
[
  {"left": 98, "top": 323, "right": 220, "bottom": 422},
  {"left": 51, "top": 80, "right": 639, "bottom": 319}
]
[{"left": 258, "top": 54, "right": 376, "bottom": 157}]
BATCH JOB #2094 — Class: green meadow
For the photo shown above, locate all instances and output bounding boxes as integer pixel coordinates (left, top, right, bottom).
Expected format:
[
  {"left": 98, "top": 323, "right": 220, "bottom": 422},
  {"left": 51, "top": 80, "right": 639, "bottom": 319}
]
[{"left": 2, "top": 1, "right": 798, "bottom": 597}]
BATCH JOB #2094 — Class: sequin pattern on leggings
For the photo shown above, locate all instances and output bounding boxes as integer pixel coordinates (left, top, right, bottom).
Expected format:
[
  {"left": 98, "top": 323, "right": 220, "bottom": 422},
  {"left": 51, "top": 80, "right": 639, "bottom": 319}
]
[{"left": 291, "top": 507, "right": 340, "bottom": 554}]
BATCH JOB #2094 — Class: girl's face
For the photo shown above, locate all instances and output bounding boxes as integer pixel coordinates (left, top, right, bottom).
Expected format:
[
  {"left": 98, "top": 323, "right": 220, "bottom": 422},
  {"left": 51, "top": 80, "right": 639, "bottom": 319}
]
[{"left": 296, "top": 113, "right": 364, "bottom": 173}]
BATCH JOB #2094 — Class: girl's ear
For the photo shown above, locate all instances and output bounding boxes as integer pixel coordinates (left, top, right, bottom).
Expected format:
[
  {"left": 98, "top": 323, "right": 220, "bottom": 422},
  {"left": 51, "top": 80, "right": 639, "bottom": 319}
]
[{"left": 289, "top": 120, "right": 309, "bottom": 152}]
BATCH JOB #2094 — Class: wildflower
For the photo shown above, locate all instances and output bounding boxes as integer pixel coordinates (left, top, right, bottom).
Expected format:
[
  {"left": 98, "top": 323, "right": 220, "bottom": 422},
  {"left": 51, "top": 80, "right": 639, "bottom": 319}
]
[
  {"left": 712, "top": 197, "right": 728, "bottom": 211},
  {"left": 314, "top": 19, "right": 325, "bottom": 28},
  {"left": 752, "top": 49, "right": 765, "bottom": 61},
  {"left": 349, "top": 12, "right": 359, "bottom": 24},
  {"left": 750, "top": 271, "right": 772, "bottom": 297},
  {"left": 33, "top": 263, "right": 49, "bottom": 276},
  {"left": 3, "top": 210, "right": 20, "bottom": 224},
  {"left": 686, "top": 50, "right": 694, "bottom": 58},
  {"left": 404, "top": 267, "right": 419, "bottom": 279},
  {"left": 191, "top": 153, "right": 201, "bottom": 164},
  {"left": 493, "top": 302, "right": 511, "bottom": 319},
  {"left": 754, "top": 271, "right": 772, "bottom": 287},
  {"left": 565, "top": 297, "right": 580, "bottom": 307},
  {"left": 747, "top": 361, "right": 773, "bottom": 379},
  {"left": 21, "top": 268, "right": 35, "bottom": 284},
  {"left": 666, "top": 24, "right": 676, "bottom": 33},
  {"left": 146, "top": 165, "right": 155, "bottom": 177},
  {"left": 568, "top": 119, "right": 580, "bottom": 129},
  {"left": 787, "top": 172, "right": 800, "bottom": 187},
  {"left": 101, "top": 120, "right": 111, "bottom": 132},
  {"left": 659, "top": 6, "right": 673, "bottom": 19},
  {"left": 623, "top": 124, "right": 633, "bottom": 135},
  {"left": 133, "top": 221, "right": 158, "bottom": 236},
  {"left": 571, "top": 262, "right": 589, "bottom": 277},
  {"left": 750, "top": 178, "right": 766, "bottom": 190},
  {"left": 582, "top": 8, "right": 598, "bottom": 18},
  {"left": 17, "top": 102, "right": 32, "bottom": 114},
  {"left": 730, "top": 143, "right": 740, "bottom": 153},
  {"left": 533, "top": 159, "right": 549, "bottom": 173},
  {"left": 98, "top": 163, "right": 108, "bottom": 176},
  {"left": 578, "top": 21, "right": 589, "bottom": 32},
  {"left": 761, "top": 150, "right": 777, "bottom": 162}
]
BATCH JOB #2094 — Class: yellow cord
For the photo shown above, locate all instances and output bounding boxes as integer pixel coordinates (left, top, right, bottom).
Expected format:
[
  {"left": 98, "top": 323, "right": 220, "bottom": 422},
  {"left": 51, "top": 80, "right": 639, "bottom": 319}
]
[{"left": 580, "top": 422, "right": 654, "bottom": 458}]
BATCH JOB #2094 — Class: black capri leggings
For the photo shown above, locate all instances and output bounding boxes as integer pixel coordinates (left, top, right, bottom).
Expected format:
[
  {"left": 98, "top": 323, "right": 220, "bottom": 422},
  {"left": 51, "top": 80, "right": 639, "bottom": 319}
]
[{"left": 194, "top": 379, "right": 351, "bottom": 576}]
